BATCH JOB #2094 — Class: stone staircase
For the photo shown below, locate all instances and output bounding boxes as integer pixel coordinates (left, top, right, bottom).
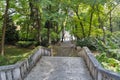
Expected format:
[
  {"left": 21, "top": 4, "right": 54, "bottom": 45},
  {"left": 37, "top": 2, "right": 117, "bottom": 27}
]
[
  {"left": 24, "top": 41, "right": 93, "bottom": 80},
  {"left": 0, "top": 41, "right": 120, "bottom": 80},
  {"left": 24, "top": 57, "right": 93, "bottom": 80},
  {"left": 52, "top": 41, "right": 78, "bottom": 57}
]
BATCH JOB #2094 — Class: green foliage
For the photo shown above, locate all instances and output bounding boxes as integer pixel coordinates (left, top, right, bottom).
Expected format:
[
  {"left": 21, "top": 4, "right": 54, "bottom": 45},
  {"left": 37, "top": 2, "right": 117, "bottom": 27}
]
[
  {"left": 77, "top": 31, "right": 120, "bottom": 53},
  {"left": 0, "top": 45, "right": 40, "bottom": 66},
  {"left": 0, "top": 56, "right": 9, "bottom": 65},
  {"left": 76, "top": 37, "right": 97, "bottom": 50},
  {"left": 0, "top": 0, "right": 119, "bottom": 45},
  {"left": 96, "top": 52, "right": 107, "bottom": 62},
  {"left": 72, "top": 12, "right": 103, "bottom": 38},
  {"left": 96, "top": 31, "right": 120, "bottom": 73},
  {"left": 40, "top": 28, "right": 48, "bottom": 46},
  {"left": 16, "top": 41, "right": 38, "bottom": 48},
  {"left": 18, "top": 30, "right": 36, "bottom": 41},
  {"left": 5, "top": 18, "right": 19, "bottom": 44},
  {"left": 51, "top": 31, "right": 60, "bottom": 44},
  {"left": 94, "top": 32, "right": 120, "bottom": 52},
  {"left": 108, "top": 49, "right": 120, "bottom": 61},
  {"left": 96, "top": 53, "right": 120, "bottom": 73}
]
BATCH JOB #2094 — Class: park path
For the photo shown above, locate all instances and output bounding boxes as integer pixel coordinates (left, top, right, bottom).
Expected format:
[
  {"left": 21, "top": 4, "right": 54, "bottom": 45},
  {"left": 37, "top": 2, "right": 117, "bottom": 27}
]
[{"left": 24, "top": 41, "right": 93, "bottom": 80}]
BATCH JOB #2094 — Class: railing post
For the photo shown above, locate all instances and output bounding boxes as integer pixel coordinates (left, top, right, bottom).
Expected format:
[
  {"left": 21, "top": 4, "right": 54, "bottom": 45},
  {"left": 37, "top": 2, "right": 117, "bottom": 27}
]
[
  {"left": 97, "top": 71, "right": 102, "bottom": 80},
  {"left": 6, "top": 70, "right": 13, "bottom": 80},
  {"left": 13, "top": 68, "right": 22, "bottom": 80},
  {"left": 0, "top": 71, "right": 6, "bottom": 80}
]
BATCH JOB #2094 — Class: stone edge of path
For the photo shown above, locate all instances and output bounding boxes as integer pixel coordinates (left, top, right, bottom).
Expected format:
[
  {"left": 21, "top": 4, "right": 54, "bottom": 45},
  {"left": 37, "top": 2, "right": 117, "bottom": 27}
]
[
  {"left": 78, "top": 47, "right": 120, "bottom": 80},
  {"left": 0, "top": 46, "right": 51, "bottom": 80}
]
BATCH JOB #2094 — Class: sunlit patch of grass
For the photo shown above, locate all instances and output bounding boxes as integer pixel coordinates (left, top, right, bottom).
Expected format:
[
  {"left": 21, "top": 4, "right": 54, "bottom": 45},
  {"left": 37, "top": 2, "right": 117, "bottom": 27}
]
[
  {"left": 5, "top": 45, "right": 30, "bottom": 56},
  {"left": 0, "top": 45, "right": 32, "bottom": 66}
]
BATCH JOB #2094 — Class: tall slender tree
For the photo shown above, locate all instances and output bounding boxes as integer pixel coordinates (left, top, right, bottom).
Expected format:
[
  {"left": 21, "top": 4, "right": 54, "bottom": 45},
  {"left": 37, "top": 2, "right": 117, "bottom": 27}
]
[
  {"left": 1, "top": 0, "right": 10, "bottom": 56},
  {"left": 29, "top": 0, "right": 41, "bottom": 43}
]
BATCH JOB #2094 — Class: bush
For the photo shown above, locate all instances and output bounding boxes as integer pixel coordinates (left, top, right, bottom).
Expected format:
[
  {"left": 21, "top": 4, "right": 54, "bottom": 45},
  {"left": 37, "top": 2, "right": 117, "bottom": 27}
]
[
  {"left": 0, "top": 56, "right": 9, "bottom": 66},
  {"left": 16, "top": 41, "right": 38, "bottom": 48},
  {"left": 5, "top": 18, "right": 19, "bottom": 44},
  {"left": 95, "top": 38, "right": 108, "bottom": 52},
  {"left": 76, "top": 37, "right": 97, "bottom": 50},
  {"left": 107, "top": 49, "right": 120, "bottom": 61},
  {"left": 96, "top": 53, "right": 120, "bottom": 73},
  {"left": 77, "top": 32, "right": 120, "bottom": 51},
  {"left": 40, "top": 39, "right": 49, "bottom": 47},
  {"left": 94, "top": 32, "right": 120, "bottom": 73}
]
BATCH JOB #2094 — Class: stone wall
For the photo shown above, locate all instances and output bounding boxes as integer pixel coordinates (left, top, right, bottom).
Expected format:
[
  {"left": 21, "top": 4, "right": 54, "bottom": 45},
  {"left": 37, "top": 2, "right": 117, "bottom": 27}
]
[
  {"left": 0, "top": 46, "right": 51, "bottom": 80},
  {"left": 78, "top": 47, "right": 120, "bottom": 80}
]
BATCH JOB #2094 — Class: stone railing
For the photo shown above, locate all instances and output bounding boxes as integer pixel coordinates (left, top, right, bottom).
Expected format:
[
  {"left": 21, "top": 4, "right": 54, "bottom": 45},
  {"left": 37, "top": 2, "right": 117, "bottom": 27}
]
[
  {"left": 0, "top": 46, "right": 51, "bottom": 80},
  {"left": 78, "top": 47, "right": 120, "bottom": 80}
]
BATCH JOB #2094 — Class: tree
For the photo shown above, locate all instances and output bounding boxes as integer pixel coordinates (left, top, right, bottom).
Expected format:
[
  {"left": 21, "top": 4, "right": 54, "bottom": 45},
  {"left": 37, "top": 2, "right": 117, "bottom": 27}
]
[
  {"left": 29, "top": 0, "right": 41, "bottom": 43},
  {"left": 1, "top": 0, "right": 10, "bottom": 56}
]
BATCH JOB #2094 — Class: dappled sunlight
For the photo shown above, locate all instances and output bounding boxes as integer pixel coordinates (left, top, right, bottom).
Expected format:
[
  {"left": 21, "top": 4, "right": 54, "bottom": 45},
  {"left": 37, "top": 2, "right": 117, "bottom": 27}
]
[
  {"left": 5, "top": 45, "right": 30, "bottom": 56},
  {"left": 0, "top": 1, "right": 120, "bottom": 80},
  {"left": 0, "top": 45, "right": 32, "bottom": 65}
]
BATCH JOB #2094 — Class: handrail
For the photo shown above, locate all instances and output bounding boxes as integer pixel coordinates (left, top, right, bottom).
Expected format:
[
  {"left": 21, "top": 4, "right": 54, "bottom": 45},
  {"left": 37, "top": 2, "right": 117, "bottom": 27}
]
[
  {"left": 78, "top": 47, "right": 120, "bottom": 80},
  {"left": 0, "top": 46, "right": 51, "bottom": 80}
]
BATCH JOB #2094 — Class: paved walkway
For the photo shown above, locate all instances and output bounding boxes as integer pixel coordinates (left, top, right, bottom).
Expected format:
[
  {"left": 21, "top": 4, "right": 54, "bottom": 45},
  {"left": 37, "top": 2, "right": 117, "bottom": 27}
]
[{"left": 24, "top": 56, "right": 93, "bottom": 80}]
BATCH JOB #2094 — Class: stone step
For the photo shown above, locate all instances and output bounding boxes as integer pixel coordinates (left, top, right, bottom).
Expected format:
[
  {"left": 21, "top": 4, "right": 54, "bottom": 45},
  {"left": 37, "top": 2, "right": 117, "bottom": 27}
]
[
  {"left": 52, "top": 41, "right": 77, "bottom": 56},
  {"left": 24, "top": 56, "right": 93, "bottom": 80},
  {"left": 60, "top": 41, "right": 75, "bottom": 47}
]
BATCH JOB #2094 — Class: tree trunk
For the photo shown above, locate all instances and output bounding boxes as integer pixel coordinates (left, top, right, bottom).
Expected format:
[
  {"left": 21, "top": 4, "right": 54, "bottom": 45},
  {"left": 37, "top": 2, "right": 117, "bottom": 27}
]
[
  {"left": 75, "top": 11, "right": 85, "bottom": 38},
  {"left": 98, "top": 19, "right": 106, "bottom": 42},
  {"left": 1, "top": 0, "right": 9, "bottom": 56},
  {"left": 61, "top": 25, "right": 64, "bottom": 42},
  {"left": 80, "top": 22, "right": 85, "bottom": 38},
  {"left": 97, "top": 6, "right": 106, "bottom": 43},
  {"left": 47, "top": 26, "right": 51, "bottom": 45},
  {"left": 88, "top": 11, "right": 94, "bottom": 37},
  {"left": 102, "top": 24, "right": 106, "bottom": 43},
  {"left": 29, "top": 0, "right": 41, "bottom": 43},
  {"left": 118, "top": 21, "right": 120, "bottom": 30},
  {"left": 61, "top": 18, "right": 67, "bottom": 42},
  {"left": 109, "top": 12, "right": 113, "bottom": 33},
  {"left": 26, "top": 23, "right": 29, "bottom": 40},
  {"left": 36, "top": 8, "right": 41, "bottom": 44}
]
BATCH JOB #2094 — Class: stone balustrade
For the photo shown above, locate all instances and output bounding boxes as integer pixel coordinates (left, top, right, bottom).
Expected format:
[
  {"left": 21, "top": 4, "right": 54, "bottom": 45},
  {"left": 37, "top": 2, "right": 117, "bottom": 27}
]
[
  {"left": 78, "top": 47, "right": 120, "bottom": 80},
  {"left": 0, "top": 46, "right": 51, "bottom": 80}
]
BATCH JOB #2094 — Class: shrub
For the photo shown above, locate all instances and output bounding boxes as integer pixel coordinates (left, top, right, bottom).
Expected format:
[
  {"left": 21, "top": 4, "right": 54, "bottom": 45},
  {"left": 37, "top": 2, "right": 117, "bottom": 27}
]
[
  {"left": 76, "top": 37, "right": 97, "bottom": 50},
  {"left": 16, "top": 41, "right": 38, "bottom": 48},
  {"left": 96, "top": 53, "right": 120, "bottom": 73},
  {"left": 107, "top": 49, "right": 120, "bottom": 61},
  {"left": 95, "top": 32, "right": 120, "bottom": 73},
  {"left": 0, "top": 56, "right": 9, "bottom": 66},
  {"left": 40, "top": 39, "right": 49, "bottom": 47},
  {"left": 5, "top": 18, "right": 19, "bottom": 44}
]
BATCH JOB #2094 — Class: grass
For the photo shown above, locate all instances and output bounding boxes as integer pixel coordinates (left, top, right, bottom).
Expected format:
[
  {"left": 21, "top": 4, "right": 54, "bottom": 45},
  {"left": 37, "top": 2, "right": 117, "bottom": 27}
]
[{"left": 0, "top": 45, "right": 32, "bottom": 66}]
